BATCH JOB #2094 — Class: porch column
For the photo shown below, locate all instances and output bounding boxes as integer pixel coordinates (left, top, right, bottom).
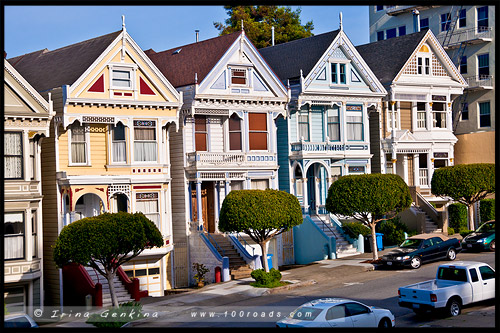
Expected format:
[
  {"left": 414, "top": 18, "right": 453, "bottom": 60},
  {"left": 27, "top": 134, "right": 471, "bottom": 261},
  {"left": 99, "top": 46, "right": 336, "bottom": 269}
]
[
  {"left": 427, "top": 152, "right": 433, "bottom": 187},
  {"left": 302, "top": 177, "right": 309, "bottom": 214},
  {"left": 224, "top": 180, "right": 230, "bottom": 196},
  {"left": 196, "top": 180, "right": 203, "bottom": 228},
  {"left": 414, "top": 153, "right": 420, "bottom": 188},
  {"left": 402, "top": 154, "right": 408, "bottom": 184},
  {"left": 314, "top": 175, "right": 320, "bottom": 215},
  {"left": 214, "top": 181, "right": 220, "bottom": 232}
]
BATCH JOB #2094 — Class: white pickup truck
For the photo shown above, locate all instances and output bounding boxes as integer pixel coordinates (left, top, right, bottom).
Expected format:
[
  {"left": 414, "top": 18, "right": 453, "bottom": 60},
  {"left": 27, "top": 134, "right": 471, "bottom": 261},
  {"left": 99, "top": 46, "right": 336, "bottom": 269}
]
[{"left": 398, "top": 261, "right": 495, "bottom": 317}]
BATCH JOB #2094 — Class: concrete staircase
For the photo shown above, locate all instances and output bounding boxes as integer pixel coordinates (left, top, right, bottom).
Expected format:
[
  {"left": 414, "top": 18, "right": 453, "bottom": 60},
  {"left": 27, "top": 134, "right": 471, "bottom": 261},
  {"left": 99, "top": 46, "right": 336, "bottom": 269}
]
[
  {"left": 413, "top": 206, "right": 442, "bottom": 233},
  {"left": 311, "top": 215, "right": 359, "bottom": 258},
  {"left": 84, "top": 265, "right": 135, "bottom": 307},
  {"left": 208, "top": 233, "right": 253, "bottom": 279}
]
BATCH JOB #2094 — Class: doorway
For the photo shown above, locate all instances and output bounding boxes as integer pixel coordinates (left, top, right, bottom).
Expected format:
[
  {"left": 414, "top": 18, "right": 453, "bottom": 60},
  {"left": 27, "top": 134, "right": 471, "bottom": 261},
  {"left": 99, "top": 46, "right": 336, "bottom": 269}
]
[{"left": 191, "top": 181, "right": 216, "bottom": 233}]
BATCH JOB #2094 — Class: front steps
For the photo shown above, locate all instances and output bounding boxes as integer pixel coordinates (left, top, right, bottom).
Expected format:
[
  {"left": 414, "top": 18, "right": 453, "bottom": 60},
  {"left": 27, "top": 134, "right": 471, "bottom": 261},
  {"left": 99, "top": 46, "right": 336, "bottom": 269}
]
[
  {"left": 84, "top": 265, "right": 135, "bottom": 307},
  {"left": 207, "top": 233, "right": 253, "bottom": 279},
  {"left": 310, "top": 215, "right": 359, "bottom": 258}
]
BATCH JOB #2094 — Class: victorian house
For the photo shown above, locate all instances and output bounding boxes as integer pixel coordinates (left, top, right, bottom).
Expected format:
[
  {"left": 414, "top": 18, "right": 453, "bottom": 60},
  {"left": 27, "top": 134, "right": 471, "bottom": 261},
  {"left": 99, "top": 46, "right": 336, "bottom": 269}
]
[
  {"left": 259, "top": 26, "right": 387, "bottom": 263},
  {"left": 8, "top": 23, "right": 182, "bottom": 304},
  {"left": 356, "top": 29, "right": 467, "bottom": 232},
  {"left": 146, "top": 30, "right": 289, "bottom": 287},
  {"left": 4, "top": 59, "right": 53, "bottom": 314}
]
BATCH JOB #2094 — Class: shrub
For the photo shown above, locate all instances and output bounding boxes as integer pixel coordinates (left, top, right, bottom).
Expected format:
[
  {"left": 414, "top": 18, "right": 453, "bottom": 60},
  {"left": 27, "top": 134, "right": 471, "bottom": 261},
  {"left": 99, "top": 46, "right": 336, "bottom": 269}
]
[
  {"left": 459, "top": 228, "right": 473, "bottom": 238},
  {"left": 448, "top": 203, "right": 468, "bottom": 231},
  {"left": 250, "top": 268, "right": 283, "bottom": 288},
  {"left": 377, "top": 217, "right": 409, "bottom": 246},
  {"left": 447, "top": 227, "right": 455, "bottom": 235},
  {"left": 342, "top": 221, "right": 371, "bottom": 238},
  {"left": 480, "top": 199, "right": 495, "bottom": 223},
  {"left": 87, "top": 301, "right": 143, "bottom": 328}
]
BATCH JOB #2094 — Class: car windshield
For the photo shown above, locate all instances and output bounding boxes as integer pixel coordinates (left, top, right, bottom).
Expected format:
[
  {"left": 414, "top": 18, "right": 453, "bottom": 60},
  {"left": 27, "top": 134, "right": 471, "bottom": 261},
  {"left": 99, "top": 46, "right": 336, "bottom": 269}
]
[
  {"left": 476, "top": 222, "right": 495, "bottom": 233},
  {"left": 400, "top": 238, "right": 423, "bottom": 248},
  {"left": 290, "top": 307, "right": 323, "bottom": 321}
]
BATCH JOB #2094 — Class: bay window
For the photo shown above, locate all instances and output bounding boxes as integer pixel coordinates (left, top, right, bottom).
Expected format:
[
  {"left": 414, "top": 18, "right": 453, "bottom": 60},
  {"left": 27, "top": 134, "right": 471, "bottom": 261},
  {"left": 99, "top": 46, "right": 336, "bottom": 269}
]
[
  {"left": 4, "top": 212, "right": 24, "bottom": 260},
  {"left": 4, "top": 132, "right": 23, "bottom": 179},
  {"left": 135, "top": 193, "right": 160, "bottom": 230},
  {"left": 327, "top": 106, "right": 340, "bottom": 141},
  {"left": 248, "top": 113, "right": 268, "bottom": 150},
  {"left": 346, "top": 105, "right": 363, "bottom": 141},
  {"left": 298, "top": 111, "right": 309, "bottom": 141},
  {"left": 112, "top": 122, "right": 126, "bottom": 163},
  {"left": 194, "top": 116, "right": 208, "bottom": 151},
  {"left": 417, "top": 102, "right": 427, "bottom": 129},
  {"left": 134, "top": 120, "right": 157, "bottom": 162},
  {"left": 70, "top": 122, "right": 88, "bottom": 164},
  {"left": 432, "top": 102, "right": 447, "bottom": 128},
  {"left": 228, "top": 114, "right": 242, "bottom": 150}
]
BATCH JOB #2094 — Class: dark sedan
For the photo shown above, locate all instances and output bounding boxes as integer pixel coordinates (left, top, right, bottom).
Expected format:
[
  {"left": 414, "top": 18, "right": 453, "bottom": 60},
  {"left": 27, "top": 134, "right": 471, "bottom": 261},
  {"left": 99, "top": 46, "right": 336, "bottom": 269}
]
[
  {"left": 381, "top": 233, "right": 462, "bottom": 269},
  {"left": 461, "top": 221, "right": 495, "bottom": 252}
]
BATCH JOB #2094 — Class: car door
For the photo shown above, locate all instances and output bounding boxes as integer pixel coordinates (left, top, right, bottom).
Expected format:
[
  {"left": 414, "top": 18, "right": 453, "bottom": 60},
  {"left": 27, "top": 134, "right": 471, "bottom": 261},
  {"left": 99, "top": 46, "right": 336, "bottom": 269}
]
[
  {"left": 468, "top": 268, "right": 484, "bottom": 302},
  {"left": 478, "top": 265, "right": 495, "bottom": 300},
  {"left": 344, "top": 302, "right": 376, "bottom": 327},
  {"left": 421, "top": 238, "right": 435, "bottom": 262},
  {"left": 325, "top": 304, "right": 353, "bottom": 328},
  {"left": 431, "top": 237, "right": 446, "bottom": 259}
]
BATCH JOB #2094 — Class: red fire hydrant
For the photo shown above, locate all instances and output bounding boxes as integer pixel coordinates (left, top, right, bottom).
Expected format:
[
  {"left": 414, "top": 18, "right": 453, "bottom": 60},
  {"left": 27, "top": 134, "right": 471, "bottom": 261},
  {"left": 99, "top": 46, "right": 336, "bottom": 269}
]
[{"left": 215, "top": 266, "right": 221, "bottom": 283}]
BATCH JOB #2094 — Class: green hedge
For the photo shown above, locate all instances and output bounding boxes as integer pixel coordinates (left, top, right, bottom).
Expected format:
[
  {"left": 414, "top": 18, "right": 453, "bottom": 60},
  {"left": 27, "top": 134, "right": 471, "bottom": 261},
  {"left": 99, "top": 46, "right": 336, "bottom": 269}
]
[
  {"left": 251, "top": 268, "right": 283, "bottom": 288},
  {"left": 377, "top": 217, "right": 410, "bottom": 246},
  {"left": 480, "top": 199, "right": 495, "bottom": 223},
  {"left": 342, "top": 221, "right": 371, "bottom": 238},
  {"left": 448, "top": 203, "right": 468, "bottom": 231}
]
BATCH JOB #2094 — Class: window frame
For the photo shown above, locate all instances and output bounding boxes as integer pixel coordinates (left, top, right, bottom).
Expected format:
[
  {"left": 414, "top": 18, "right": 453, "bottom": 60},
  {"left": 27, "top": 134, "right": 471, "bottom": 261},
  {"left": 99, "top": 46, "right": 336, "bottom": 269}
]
[
  {"left": 228, "top": 113, "right": 242, "bottom": 151},
  {"left": 327, "top": 106, "right": 341, "bottom": 141},
  {"left": 477, "top": 6, "right": 489, "bottom": 31},
  {"left": 420, "top": 17, "right": 429, "bottom": 29},
  {"left": 330, "top": 62, "right": 349, "bottom": 85},
  {"left": 69, "top": 122, "right": 90, "bottom": 166},
  {"left": 194, "top": 115, "right": 208, "bottom": 152},
  {"left": 4, "top": 211, "right": 25, "bottom": 261},
  {"left": 111, "top": 122, "right": 127, "bottom": 163},
  {"left": 461, "top": 103, "right": 469, "bottom": 121},
  {"left": 459, "top": 8, "right": 467, "bottom": 28},
  {"left": 478, "top": 101, "right": 491, "bottom": 128},
  {"left": 133, "top": 120, "right": 158, "bottom": 162},
  {"left": 135, "top": 192, "right": 161, "bottom": 231},
  {"left": 4, "top": 132, "right": 24, "bottom": 180},
  {"left": 109, "top": 65, "right": 137, "bottom": 91},
  {"left": 441, "top": 12, "right": 452, "bottom": 31},
  {"left": 298, "top": 110, "right": 310, "bottom": 142},
  {"left": 230, "top": 68, "right": 248, "bottom": 86},
  {"left": 248, "top": 112, "right": 268, "bottom": 151},
  {"left": 346, "top": 105, "right": 364, "bottom": 141},
  {"left": 432, "top": 102, "right": 447, "bottom": 129},
  {"left": 477, "top": 53, "right": 489, "bottom": 78}
]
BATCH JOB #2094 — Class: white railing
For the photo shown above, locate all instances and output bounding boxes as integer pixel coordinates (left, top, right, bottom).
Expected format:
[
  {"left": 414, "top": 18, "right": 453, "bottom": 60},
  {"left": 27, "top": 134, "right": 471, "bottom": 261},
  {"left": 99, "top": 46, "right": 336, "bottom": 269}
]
[
  {"left": 438, "top": 27, "right": 492, "bottom": 47},
  {"left": 464, "top": 75, "right": 494, "bottom": 90},
  {"left": 187, "top": 151, "right": 276, "bottom": 167},
  {"left": 291, "top": 141, "right": 346, "bottom": 152},
  {"left": 419, "top": 168, "right": 428, "bottom": 186}
]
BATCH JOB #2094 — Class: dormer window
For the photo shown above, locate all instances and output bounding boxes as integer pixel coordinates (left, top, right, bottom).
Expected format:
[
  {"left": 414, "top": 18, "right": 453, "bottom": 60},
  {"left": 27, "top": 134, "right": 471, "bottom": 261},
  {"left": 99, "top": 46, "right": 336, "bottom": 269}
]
[
  {"left": 109, "top": 64, "right": 137, "bottom": 91},
  {"left": 231, "top": 68, "right": 247, "bottom": 85},
  {"left": 417, "top": 45, "right": 431, "bottom": 76},
  {"left": 112, "top": 70, "right": 132, "bottom": 88},
  {"left": 331, "top": 63, "right": 347, "bottom": 84}
]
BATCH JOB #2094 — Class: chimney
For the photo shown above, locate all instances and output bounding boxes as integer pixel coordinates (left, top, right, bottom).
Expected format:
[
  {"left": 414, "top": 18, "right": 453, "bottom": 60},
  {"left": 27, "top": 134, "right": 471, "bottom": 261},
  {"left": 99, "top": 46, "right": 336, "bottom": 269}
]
[
  {"left": 412, "top": 9, "right": 420, "bottom": 33},
  {"left": 271, "top": 26, "right": 275, "bottom": 46},
  {"left": 195, "top": 30, "right": 199, "bottom": 42}
]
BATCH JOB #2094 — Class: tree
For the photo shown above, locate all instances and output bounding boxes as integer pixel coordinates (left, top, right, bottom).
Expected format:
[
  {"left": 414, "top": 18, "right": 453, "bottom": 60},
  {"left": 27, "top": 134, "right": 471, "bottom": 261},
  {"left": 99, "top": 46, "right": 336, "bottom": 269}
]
[
  {"left": 326, "top": 174, "right": 412, "bottom": 261},
  {"left": 214, "top": 6, "right": 314, "bottom": 48},
  {"left": 431, "top": 163, "right": 495, "bottom": 230},
  {"left": 219, "top": 189, "right": 302, "bottom": 272},
  {"left": 53, "top": 212, "right": 164, "bottom": 307}
]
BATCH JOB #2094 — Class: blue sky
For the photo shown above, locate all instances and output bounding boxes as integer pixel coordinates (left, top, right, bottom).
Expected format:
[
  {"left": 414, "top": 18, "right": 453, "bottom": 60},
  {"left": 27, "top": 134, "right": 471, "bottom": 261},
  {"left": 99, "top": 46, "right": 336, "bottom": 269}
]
[{"left": 4, "top": 5, "right": 370, "bottom": 58}]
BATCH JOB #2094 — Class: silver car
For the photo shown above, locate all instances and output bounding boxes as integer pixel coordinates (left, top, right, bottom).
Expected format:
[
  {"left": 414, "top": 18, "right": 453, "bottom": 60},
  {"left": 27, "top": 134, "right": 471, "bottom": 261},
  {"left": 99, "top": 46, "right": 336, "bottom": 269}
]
[{"left": 276, "top": 298, "right": 395, "bottom": 328}]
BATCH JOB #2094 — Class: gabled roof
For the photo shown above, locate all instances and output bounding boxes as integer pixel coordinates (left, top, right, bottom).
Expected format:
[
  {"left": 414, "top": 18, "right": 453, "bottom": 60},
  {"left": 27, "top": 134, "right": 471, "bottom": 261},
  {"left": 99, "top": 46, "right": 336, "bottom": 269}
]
[
  {"left": 145, "top": 31, "right": 242, "bottom": 88},
  {"left": 258, "top": 30, "right": 340, "bottom": 81},
  {"left": 355, "top": 30, "right": 428, "bottom": 85},
  {"left": 7, "top": 31, "right": 122, "bottom": 92}
]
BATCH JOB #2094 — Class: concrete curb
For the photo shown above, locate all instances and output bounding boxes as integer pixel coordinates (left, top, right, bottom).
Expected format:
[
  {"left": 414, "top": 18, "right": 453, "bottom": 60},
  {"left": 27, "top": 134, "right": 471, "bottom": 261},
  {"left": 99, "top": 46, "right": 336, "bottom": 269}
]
[{"left": 262, "top": 280, "right": 317, "bottom": 295}]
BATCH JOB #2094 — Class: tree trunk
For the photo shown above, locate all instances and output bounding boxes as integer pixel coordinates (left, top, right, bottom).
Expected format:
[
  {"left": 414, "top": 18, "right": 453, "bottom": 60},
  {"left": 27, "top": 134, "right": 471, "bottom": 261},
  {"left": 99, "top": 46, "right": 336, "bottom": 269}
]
[
  {"left": 259, "top": 241, "right": 269, "bottom": 272},
  {"left": 467, "top": 204, "right": 475, "bottom": 231},
  {"left": 106, "top": 269, "right": 119, "bottom": 308},
  {"left": 370, "top": 223, "right": 378, "bottom": 261}
]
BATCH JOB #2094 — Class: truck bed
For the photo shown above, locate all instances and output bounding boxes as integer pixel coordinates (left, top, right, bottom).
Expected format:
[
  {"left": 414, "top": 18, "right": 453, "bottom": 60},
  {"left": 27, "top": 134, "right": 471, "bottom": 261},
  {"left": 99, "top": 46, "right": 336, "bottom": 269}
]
[{"left": 401, "top": 279, "right": 465, "bottom": 291}]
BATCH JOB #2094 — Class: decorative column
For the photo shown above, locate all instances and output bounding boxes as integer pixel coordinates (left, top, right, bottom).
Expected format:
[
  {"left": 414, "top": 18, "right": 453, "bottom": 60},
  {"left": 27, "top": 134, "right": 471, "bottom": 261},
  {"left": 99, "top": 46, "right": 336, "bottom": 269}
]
[
  {"left": 196, "top": 180, "right": 203, "bottom": 229},
  {"left": 390, "top": 100, "right": 397, "bottom": 174},
  {"left": 302, "top": 177, "right": 309, "bottom": 214},
  {"left": 414, "top": 153, "right": 420, "bottom": 188}
]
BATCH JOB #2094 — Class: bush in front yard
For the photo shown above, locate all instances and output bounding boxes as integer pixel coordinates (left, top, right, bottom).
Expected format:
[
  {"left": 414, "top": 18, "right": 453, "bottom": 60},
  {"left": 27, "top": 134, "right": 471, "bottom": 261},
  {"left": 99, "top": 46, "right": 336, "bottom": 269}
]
[
  {"left": 377, "top": 217, "right": 409, "bottom": 246},
  {"left": 342, "top": 221, "right": 371, "bottom": 238},
  {"left": 250, "top": 268, "right": 285, "bottom": 288},
  {"left": 480, "top": 199, "right": 495, "bottom": 223},
  {"left": 448, "top": 203, "right": 468, "bottom": 231}
]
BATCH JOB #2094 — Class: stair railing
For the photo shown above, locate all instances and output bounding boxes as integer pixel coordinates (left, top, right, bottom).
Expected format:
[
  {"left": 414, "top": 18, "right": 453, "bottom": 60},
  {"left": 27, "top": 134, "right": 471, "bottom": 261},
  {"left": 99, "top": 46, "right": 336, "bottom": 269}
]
[
  {"left": 202, "top": 226, "right": 225, "bottom": 257},
  {"left": 235, "top": 233, "right": 255, "bottom": 256},
  {"left": 312, "top": 214, "right": 337, "bottom": 240}
]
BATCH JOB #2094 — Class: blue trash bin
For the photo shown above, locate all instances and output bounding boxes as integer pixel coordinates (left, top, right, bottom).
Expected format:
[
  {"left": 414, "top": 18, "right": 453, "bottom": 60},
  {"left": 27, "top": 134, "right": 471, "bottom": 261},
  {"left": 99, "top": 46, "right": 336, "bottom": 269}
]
[
  {"left": 375, "top": 233, "right": 384, "bottom": 251},
  {"left": 267, "top": 254, "right": 273, "bottom": 269}
]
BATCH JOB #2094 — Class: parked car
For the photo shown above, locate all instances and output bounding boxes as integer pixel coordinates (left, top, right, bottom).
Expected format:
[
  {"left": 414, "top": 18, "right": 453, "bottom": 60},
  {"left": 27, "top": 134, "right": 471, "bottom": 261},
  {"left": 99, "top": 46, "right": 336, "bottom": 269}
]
[
  {"left": 461, "top": 221, "right": 495, "bottom": 252},
  {"left": 4, "top": 314, "right": 39, "bottom": 328},
  {"left": 276, "top": 298, "right": 395, "bottom": 328},
  {"left": 398, "top": 261, "right": 495, "bottom": 317},
  {"left": 380, "top": 233, "right": 461, "bottom": 269}
]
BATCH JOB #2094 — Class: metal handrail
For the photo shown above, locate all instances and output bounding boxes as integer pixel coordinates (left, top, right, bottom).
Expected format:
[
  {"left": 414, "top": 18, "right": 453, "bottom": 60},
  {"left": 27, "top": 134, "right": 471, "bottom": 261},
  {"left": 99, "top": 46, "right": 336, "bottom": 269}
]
[
  {"left": 202, "top": 226, "right": 225, "bottom": 257},
  {"left": 235, "top": 233, "right": 255, "bottom": 256},
  {"left": 313, "top": 214, "right": 338, "bottom": 240}
]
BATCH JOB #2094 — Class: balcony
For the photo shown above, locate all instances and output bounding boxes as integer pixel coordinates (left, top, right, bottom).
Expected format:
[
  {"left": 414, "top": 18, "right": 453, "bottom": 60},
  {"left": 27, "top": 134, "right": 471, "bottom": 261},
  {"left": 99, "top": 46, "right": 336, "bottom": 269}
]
[
  {"left": 290, "top": 141, "right": 369, "bottom": 157},
  {"left": 437, "top": 27, "right": 493, "bottom": 48},
  {"left": 186, "top": 151, "right": 277, "bottom": 169},
  {"left": 464, "top": 75, "right": 494, "bottom": 91}
]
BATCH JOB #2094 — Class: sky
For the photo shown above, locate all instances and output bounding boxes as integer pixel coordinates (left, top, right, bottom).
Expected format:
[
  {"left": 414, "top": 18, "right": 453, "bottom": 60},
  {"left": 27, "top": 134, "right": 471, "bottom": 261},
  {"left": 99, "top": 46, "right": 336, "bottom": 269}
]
[{"left": 3, "top": 5, "right": 370, "bottom": 59}]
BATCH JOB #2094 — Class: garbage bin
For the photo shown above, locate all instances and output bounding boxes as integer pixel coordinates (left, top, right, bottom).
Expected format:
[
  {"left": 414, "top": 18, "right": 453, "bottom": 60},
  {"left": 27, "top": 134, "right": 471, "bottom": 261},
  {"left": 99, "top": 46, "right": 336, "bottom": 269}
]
[
  {"left": 364, "top": 234, "right": 384, "bottom": 252},
  {"left": 267, "top": 254, "right": 273, "bottom": 269},
  {"left": 375, "top": 233, "right": 384, "bottom": 251}
]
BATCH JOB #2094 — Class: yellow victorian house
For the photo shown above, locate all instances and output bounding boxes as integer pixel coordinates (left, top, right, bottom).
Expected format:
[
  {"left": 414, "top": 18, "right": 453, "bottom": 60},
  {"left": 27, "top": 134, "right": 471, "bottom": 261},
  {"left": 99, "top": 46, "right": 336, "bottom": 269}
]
[{"left": 8, "top": 21, "right": 182, "bottom": 305}]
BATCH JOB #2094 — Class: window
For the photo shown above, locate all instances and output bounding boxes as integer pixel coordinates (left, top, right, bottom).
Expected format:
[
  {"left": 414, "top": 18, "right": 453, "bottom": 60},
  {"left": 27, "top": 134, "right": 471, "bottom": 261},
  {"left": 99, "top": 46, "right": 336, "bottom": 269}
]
[
  {"left": 134, "top": 120, "right": 157, "bottom": 162},
  {"left": 477, "top": 6, "right": 488, "bottom": 31},
  {"left": 417, "top": 102, "right": 427, "bottom": 129},
  {"left": 326, "top": 305, "right": 347, "bottom": 321},
  {"left": 228, "top": 114, "right": 242, "bottom": 151},
  {"left": 4, "top": 212, "right": 25, "bottom": 260},
  {"left": 377, "top": 31, "right": 384, "bottom": 41},
  {"left": 420, "top": 18, "right": 429, "bottom": 29},
  {"left": 112, "top": 69, "right": 132, "bottom": 88},
  {"left": 479, "top": 101, "right": 491, "bottom": 127},
  {"left": 478, "top": 54, "right": 489, "bottom": 78},
  {"left": 459, "top": 56, "right": 467, "bottom": 74},
  {"left": 441, "top": 13, "right": 451, "bottom": 31},
  {"left": 31, "top": 211, "right": 37, "bottom": 258},
  {"left": 251, "top": 179, "right": 269, "bottom": 190},
  {"left": 194, "top": 116, "right": 208, "bottom": 151},
  {"left": 418, "top": 57, "right": 430, "bottom": 75},
  {"left": 231, "top": 68, "right": 247, "bottom": 85},
  {"left": 4, "top": 132, "right": 23, "bottom": 179},
  {"left": 4, "top": 286, "right": 26, "bottom": 314},
  {"left": 345, "top": 302, "right": 370, "bottom": 316},
  {"left": 461, "top": 103, "right": 469, "bottom": 120},
  {"left": 29, "top": 139, "right": 35, "bottom": 180},
  {"left": 376, "top": 5, "right": 384, "bottom": 11},
  {"left": 386, "top": 27, "right": 397, "bottom": 39},
  {"left": 469, "top": 268, "right": 479, "bottom": 282},
  {"left": 327, "top": 106, "right": 340, "bottom": 141},
  {"left": 112, "top": 123, "right": 126, "bottom": 163},
  {"left": 298, "top": 111, "right": 309, "bottom": 141},
  {"left": 398, "top": 25, "right": 406, "bottom": 36},
  {"left": 331, "top": 63, "right": 337, "bottom": 84},
  {"left": 248, "top": 113, "right": 268, "bottom": 150},
  {"left": 331, "top": 63, "right": 346, "bottom": 84},
  {"left": 70, "top": 122, "right": 87, "bottom": 164},
  {"left": 135, "top": 193, "right": 160, "bottom": 230},
  {"left": 346, "top": 105, "right": 363, "bottom": 141},
  {"left": 432, "top": 102, "right": 447, "bottom": 128},
  {"left": 459, "top": 9, "right": 466, "bottom": 28},
  {"left": 478, "top": 265, "right": 495, "bottom": 280}
]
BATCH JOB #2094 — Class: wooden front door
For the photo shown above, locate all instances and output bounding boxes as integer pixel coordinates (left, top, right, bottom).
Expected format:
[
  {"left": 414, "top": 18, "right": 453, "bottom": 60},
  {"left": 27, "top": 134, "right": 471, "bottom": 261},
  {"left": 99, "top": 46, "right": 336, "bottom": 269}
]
[{"left": 191, "top": 182, "right": 215, "bottom": 233}]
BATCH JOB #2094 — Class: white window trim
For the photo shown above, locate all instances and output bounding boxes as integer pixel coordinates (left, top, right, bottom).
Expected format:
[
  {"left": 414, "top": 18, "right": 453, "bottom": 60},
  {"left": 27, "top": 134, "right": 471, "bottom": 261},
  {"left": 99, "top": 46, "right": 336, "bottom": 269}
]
[
  {"left": 132, "top": 120, "right": 159, "bottom": 164},
  {"left": 68, "top": 123, "right": 91, "bottom": 166},
  {"left": 416, "top": 53, "right": 432, "bottom": 76},
  {"left": 108, "top": 64, "right": 138, "bottom": 92},
  {"left": 228, "top": 67, "right": 249, "bottom": 88},
  {"left": 109, "top": 123, "right": 128, "bottom": 164},
  {"left": 329, "top": 60, "right": 351, "bottom": 87}
]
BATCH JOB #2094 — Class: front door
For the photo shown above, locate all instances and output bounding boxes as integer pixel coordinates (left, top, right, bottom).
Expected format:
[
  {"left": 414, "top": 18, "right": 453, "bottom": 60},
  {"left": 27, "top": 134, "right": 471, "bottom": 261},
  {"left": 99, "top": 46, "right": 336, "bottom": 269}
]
[
  {"left": 192, "top": 182, "right": 215, "bottom": 233},
  {"left": 307, "top": 167, "right": 316, "bottom": 214}
]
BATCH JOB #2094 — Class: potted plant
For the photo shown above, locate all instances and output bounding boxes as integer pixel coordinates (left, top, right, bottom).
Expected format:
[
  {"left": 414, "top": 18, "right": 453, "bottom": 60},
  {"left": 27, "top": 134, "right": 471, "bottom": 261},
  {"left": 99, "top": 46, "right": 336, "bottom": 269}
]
[{"left": 192, "top": 263, "right": 210, "bottom": 287}]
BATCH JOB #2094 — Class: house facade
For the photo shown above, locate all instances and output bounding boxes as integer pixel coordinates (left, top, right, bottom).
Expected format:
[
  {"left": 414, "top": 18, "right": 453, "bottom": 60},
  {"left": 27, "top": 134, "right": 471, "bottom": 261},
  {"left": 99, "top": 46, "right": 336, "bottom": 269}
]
[
  {"left": 369, "top": 5, "right": 495, "bottom": 165},
  {"left": 4, "top": 59, "right": 53, "bottom": 314},
  {"left": 357, "top": 29, "right": 466, "bottom": 212},
  {"left": 147, "top": 31, "right": 290, "bottom": 287},
  {"left": 260, "top": 28, "right": 387, "bottom": 218},
  {"left": 8, "top": 25, "right": 182, "bottom": 304}
]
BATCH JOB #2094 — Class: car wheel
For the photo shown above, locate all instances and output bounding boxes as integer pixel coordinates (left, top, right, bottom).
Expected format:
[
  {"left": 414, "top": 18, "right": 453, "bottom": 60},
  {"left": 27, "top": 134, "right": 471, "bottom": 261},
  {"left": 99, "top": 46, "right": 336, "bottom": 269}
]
[
  {"left": 378, "top": 318, "right": 392, "bottom": 328},
  {"left": 445, "top": 298, "right": 462, "bottom": 317},
  {"left": 410, "top": 257, "right": 421, "bottom": 269},
  {"left": 489, "top": 240, "right": 495, "bottom": 252},
  {"left": 446, "top": 248, "right": 456, "bottom": 261}
]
